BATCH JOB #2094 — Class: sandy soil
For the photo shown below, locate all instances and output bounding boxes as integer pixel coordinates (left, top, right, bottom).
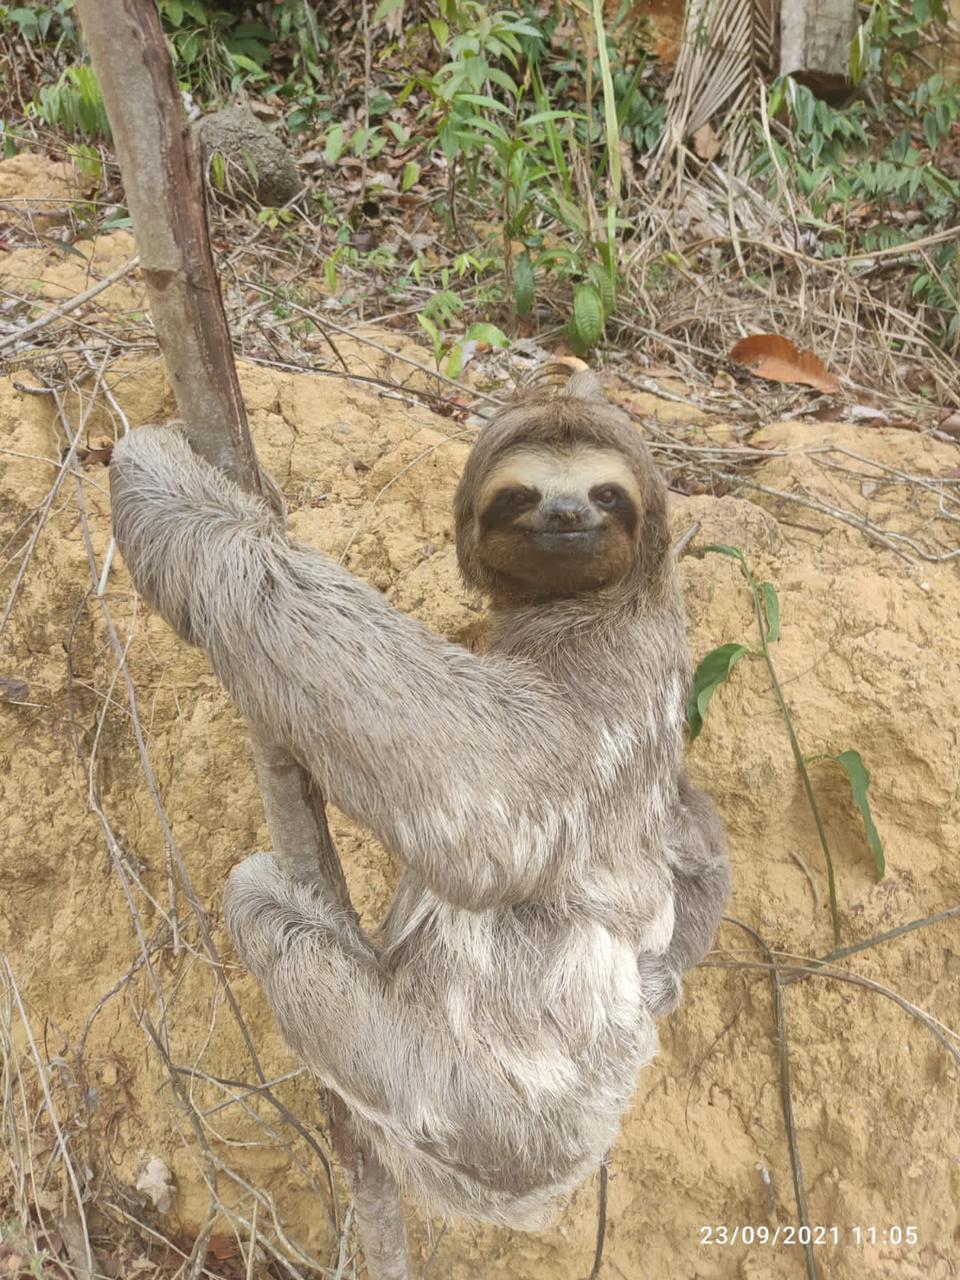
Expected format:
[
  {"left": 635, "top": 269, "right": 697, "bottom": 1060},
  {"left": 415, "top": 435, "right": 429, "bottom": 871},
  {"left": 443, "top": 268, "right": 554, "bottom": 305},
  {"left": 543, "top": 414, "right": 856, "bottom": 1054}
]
[{"left": 1, "top": 183, "right": 958, "bottom": 1279}]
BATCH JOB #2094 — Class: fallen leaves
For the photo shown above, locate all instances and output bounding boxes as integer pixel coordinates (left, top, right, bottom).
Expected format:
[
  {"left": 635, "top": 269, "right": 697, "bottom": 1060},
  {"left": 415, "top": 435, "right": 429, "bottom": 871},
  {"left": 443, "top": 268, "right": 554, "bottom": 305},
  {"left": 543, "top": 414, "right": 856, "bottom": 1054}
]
[
  {"left": 691, "top": 122, "right": 721, "bottom": 161},
  {"left": 730, "top": 334, "right": 840, "bottom": 394}
]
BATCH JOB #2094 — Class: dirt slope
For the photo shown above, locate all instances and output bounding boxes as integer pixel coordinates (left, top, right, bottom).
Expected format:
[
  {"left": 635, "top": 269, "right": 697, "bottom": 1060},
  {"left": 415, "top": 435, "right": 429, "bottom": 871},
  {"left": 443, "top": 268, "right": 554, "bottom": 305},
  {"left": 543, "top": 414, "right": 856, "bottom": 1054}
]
[{"left": 1, "top": 218, "right": 958, "bottom": 1280}]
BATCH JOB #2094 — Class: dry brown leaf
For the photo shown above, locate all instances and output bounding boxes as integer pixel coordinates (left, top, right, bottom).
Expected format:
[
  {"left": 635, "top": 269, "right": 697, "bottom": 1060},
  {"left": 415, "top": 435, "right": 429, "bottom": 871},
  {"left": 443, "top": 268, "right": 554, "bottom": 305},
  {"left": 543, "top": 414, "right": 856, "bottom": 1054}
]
[
  {"left": 77, "top": 444, "right": 114, "bottom": 467},
  {"left": 691, "top": 123, "right": 721, "bottom": 161},
  {"left": 936, "top": 409, "right": 960, "bottom": 437},
  {"left": 730, "top": 334, "right": 840, "bottom": 394}
]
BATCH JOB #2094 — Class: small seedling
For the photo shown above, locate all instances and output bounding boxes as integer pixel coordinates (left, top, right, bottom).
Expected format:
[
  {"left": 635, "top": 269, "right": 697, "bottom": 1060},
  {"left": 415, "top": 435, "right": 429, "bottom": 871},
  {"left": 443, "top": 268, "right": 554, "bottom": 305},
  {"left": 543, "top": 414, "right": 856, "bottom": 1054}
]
[{"left": 688, "top": 544, "right": 885, "bottom": 944}]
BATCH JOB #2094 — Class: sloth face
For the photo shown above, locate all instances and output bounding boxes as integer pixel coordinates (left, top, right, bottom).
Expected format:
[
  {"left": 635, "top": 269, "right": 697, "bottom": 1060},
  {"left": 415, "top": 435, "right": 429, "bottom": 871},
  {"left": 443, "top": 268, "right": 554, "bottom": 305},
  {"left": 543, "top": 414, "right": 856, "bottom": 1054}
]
[{"left": 475, "top": 446, "right": 643, "bottom": 599}]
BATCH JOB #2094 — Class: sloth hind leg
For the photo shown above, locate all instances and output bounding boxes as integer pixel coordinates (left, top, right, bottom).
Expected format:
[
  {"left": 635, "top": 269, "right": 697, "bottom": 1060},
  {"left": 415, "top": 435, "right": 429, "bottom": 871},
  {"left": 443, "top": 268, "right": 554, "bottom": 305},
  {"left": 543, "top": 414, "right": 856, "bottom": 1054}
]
[{"left": 224, "top": 853, "right": 440, "bottom": 1124}]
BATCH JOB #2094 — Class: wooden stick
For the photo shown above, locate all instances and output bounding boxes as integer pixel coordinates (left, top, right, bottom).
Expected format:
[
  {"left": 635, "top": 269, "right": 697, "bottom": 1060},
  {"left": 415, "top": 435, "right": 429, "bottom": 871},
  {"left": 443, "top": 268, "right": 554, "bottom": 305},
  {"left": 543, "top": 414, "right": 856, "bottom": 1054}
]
[{"left": 72, "top": 3, "right": 410, "bottom": 1274}]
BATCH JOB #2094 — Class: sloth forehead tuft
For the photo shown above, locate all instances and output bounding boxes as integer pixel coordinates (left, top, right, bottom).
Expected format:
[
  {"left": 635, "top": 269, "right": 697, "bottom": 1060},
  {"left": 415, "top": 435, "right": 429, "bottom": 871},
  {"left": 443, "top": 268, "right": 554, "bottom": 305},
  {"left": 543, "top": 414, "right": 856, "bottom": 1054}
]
[{"left": 478, "top": 445, "right": 643, "bottom": 509}]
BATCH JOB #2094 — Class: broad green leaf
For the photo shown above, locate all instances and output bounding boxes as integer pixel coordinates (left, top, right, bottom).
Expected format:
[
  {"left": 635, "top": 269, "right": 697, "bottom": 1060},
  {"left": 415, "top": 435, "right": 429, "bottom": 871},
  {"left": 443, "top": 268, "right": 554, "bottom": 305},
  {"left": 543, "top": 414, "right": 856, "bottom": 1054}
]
[
  {"left": 552, "top": 194, "right": 587, "bottom": 233},
  {"left": 400, "top": 160, "right": 420, "bottom": 192},
  {"left": 324, "top": 123, "right": 345, "bottom": 164},
  {"left": 588, "top": 261, "right": 616, "bottom": 318},
  {"left": 760, "top": 581, "right": 780, "bottom": 643},
  {"left": 371, "top": 0, "right": 403, "bottom": 23},
  {"left": 687, "top": 643, "right": 751, "bottom": 741},
  {"left": 463, "top": 321, "right": 509, "bottom": 348},
  {"left": 8, "top": 8, "right": 39, "bottom": 36},
  {"left": 228, "top": 52, "right": 268, "bottom": 77},
  {"left": 209, "top": 150, "right": 226, "bottom": 192},
  {"left": 485, "top": 65, "right": 519, "bottom": 97},
  {"left": 572, "top": 284, "right": 604, "bottom": 350},
  {"left": 427, "top": 17, "right": 449, "bottom": 44},
  {"left": 513, "top": 251, "right": 534, "bottom": 317},
  {"left": 825, "top": 750, "right": 885, "bottom": 880},
  {"left": 456, "top": 93, "right": 511, "bottom": 114}
]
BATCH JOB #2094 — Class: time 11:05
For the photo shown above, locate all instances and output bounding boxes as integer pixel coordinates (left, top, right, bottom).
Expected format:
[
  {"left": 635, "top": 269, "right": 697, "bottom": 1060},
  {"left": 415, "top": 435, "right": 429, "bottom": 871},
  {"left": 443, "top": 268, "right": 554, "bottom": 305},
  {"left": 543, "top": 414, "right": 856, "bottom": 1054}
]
[{"left": 852, "top": 1226, "right": 918, "bottom": 1246}]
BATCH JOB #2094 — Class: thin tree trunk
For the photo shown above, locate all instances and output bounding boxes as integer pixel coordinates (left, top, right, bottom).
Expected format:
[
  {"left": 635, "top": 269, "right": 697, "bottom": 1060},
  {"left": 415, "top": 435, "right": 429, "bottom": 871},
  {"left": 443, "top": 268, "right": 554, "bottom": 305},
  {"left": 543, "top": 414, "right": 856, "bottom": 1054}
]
[{"left": 73, "top": 3, "right": 410, "bottom": 1275}]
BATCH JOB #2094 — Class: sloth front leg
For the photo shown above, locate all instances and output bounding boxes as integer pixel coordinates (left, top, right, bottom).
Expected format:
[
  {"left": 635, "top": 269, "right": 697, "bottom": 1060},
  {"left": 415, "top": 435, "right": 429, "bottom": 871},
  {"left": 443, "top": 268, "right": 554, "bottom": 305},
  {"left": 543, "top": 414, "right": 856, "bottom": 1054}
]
[{"left": 224, "top": 852, "right": 432, "bottom": 1122}]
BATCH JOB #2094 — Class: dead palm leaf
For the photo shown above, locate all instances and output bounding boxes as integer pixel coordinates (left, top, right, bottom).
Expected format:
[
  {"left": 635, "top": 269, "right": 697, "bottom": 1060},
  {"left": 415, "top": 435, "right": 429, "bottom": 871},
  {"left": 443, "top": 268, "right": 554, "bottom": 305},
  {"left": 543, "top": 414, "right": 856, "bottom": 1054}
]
[{"left": 655, "top": 0, "right": 777, "bottom": 185}]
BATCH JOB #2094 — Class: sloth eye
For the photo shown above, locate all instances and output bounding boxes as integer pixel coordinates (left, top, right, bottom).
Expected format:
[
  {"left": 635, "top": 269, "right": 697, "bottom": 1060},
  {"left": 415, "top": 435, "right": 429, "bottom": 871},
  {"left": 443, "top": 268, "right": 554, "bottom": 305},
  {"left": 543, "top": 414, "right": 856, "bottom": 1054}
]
[
  {"left": 507, "top": 487, "right": 538, "bottom": 508},
  {"left": 592, "top": 485, "right": 620, "bottom": 509},
  {"left": 481, "top": 486, "right": 540, "bottom": 528}
]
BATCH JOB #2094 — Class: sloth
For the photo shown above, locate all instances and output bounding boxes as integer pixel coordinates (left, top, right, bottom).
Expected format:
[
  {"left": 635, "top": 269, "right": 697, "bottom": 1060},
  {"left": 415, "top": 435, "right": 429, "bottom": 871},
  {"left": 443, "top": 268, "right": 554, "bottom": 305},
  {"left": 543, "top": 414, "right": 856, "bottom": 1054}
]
[{"left": 109, "top": 369, "right": 730, "bottom": 1229}]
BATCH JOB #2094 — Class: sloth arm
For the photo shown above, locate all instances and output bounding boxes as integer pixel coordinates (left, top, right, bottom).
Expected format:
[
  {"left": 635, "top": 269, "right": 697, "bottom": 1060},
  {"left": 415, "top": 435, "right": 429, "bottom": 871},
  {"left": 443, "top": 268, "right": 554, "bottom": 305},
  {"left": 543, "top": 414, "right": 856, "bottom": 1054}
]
[{"left": 110, "top": 426, "right": 581, "bottom": 912}]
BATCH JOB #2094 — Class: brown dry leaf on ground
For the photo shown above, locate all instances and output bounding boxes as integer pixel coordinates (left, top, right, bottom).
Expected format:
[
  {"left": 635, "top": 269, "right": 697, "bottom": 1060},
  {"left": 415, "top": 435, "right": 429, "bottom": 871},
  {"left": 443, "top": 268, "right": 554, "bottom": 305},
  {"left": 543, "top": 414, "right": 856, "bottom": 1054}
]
[
  {"left": 730, "top": 333, "right": 840, "bottom": 394},
  {"left": 691, "top": 122, "right": 721, "bottom": 160}
]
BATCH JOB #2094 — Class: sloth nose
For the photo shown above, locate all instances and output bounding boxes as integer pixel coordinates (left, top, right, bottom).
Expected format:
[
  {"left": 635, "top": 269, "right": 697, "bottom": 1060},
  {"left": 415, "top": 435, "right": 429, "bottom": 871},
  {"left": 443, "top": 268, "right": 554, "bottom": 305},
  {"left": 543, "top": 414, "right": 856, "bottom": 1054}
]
[{"left": 538, "top": 496, "right": 594, "bottom": 530}]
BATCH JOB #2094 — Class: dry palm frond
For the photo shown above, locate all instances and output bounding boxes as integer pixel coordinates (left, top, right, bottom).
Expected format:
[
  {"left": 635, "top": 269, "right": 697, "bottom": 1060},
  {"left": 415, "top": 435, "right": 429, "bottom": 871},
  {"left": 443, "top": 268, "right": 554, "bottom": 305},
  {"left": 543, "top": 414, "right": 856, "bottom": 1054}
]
[{"left": 655, "top": 0, "right": 777, "bottom": 186}]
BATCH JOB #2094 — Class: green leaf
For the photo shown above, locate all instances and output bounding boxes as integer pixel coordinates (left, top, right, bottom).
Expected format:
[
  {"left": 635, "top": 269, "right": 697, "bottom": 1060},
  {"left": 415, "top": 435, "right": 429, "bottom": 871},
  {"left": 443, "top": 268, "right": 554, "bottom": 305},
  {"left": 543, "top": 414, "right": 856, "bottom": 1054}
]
[
  {"left": 821, "top": 750, "right": 885, "bottom": 880},
  {"left": 417, "top": 313, "right": 442, "bottom": 365},
  {"left": 687, "top": 643, "right": 751, "bottom": 741},
  {"left": 324, "top": 123, "right": 345, "bottom": 164},
  {"left": 444, "top": 343, "right": 465, "bottom": 379},
  {"left": 209, "top": 150, "right": 226, "bottom": 191},
  {"left": 8, "top": 8, "right": 39, "bottom": 37},
  {"left": 588, "top": 261, "right": 616, "bottom": 318},
  {"left": 400, "top": 160, "right": 420, "bottom": 192},
  {"left": 519, "top": 109, "right": 578, "bottom": 129},
  {"left": 760, "top": 581, "right": 780, "bottom": 643},
  {"left": 552, "top": 195, "right": 586, "bottom": 233},
  {"left": 704, "top": 543, "right": 747, "bottom": 565},
  {"left": 371, "top": 0, "right": 403, "bottom": 23},
  {"left": 463, "top": 321, "right": 509, "bottom": 348},
  {"left": 456, "top": 93, "right": 511, "bottom": 114},
  {"left": 572, "top": 283, "right": 604, "bottom": 350},
  {"left": 229, "top": 52, "right": 268, "bottom": 78},
  {"left": 849, "top": 25, "right": 866, "bottom": 85},
  {"left": 485, "top": 65, "right": 519, "bottom": 97},
  {"left": 428, "top": 16, "right": 449, "bottom": 44},
  {"left": 513, "top": 250, "right": 534, "bottom": 317}
]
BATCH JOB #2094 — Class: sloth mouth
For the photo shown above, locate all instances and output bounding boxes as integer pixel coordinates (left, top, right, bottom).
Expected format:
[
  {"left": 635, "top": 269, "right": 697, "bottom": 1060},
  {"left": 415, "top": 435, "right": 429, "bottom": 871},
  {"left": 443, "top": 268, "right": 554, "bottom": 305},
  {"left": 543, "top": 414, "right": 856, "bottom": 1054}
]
[{"left": 528, "top": 529, "right": 601, "bottom": 547}]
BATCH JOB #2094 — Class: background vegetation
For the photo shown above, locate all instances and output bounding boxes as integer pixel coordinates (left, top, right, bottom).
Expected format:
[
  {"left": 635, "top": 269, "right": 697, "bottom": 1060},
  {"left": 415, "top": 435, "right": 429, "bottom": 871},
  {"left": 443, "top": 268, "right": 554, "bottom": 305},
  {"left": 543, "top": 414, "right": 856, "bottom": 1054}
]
[{"left": 0, "top": 0, "right": 958, "bottom": 382}]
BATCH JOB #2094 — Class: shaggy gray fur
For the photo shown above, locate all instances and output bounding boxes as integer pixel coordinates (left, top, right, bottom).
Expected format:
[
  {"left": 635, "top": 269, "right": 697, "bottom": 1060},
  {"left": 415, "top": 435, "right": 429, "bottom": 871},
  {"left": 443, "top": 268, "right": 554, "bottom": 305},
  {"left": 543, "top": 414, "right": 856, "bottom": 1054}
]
[{"left": 109, "top": 378, "right": 729, "bottom": 1228}]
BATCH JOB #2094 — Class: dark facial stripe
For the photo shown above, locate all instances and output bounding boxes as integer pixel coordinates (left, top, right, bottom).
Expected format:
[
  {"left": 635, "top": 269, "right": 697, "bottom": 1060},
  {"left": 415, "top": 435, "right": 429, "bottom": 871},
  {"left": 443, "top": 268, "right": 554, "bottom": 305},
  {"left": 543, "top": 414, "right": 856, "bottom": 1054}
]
[
  {"left": 589, "top": 483, "right": 638, "bottom": 536},
  {"left": 480, "top": 486, "right": 541, "bottom": 530}
]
